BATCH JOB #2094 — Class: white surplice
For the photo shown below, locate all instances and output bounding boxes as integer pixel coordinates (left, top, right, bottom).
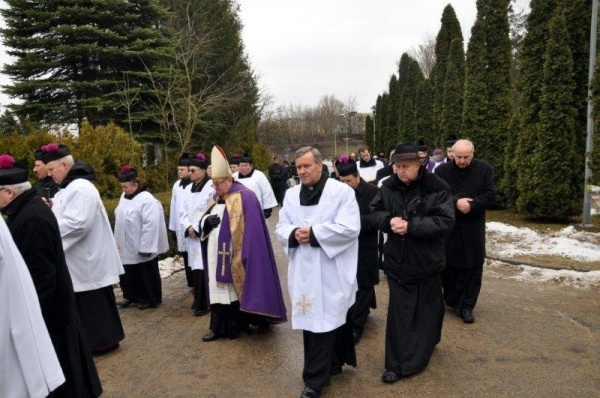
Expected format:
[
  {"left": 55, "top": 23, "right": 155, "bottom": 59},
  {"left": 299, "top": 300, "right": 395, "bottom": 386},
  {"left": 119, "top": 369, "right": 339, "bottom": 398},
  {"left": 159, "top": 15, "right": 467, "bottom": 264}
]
[
  {"left": 0, "top": 217, "right": 65, "bottom": 398},
  {"left": 200, "top": 204, "right": 238, "bottom": 304},
  {"left": 114, "top": 191, "right": 169, "bottom": 265},
  {"left": 169, "top": 179, "right": 192, "bottom": 251},
  {"left": 52, "top": 179, "right": 124, "bottom": 292},
  {"left": 276, "top": 178, "right": 360, "bottom": 333},
  {"left": 357, "top": 159, "right": 384, "bottom": 183},
  {"left": 180, "top": 181, "right": 214, "bottom": 271},
  {"left": 233, "top": 170, "right": 278, "bottom": 210}
]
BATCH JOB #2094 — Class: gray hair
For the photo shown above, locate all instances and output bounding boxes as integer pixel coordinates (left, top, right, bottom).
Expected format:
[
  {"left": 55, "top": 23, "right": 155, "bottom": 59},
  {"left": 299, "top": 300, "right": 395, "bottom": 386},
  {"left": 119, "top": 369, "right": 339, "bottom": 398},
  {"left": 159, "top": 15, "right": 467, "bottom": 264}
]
[
  {"left": 0, "top": 181, "right": 32, "bottom": 195},
  {"left": 295, "top": 147, "right": 323, "bottom": 163}
]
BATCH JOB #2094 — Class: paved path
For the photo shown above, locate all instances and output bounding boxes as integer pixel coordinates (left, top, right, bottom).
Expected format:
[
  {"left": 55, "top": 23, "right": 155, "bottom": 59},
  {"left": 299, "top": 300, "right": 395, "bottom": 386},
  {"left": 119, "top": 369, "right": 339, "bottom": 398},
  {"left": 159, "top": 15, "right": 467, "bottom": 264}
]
[{"left": 94, "top": 211, "right": 600, "bottom": 397}]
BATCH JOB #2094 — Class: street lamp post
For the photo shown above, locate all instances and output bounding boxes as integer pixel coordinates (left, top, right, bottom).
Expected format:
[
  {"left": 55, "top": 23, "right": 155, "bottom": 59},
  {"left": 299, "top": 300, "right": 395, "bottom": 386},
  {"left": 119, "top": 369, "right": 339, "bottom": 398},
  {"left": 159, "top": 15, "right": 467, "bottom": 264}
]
[{"left": 371, "top": 106, "right": 376, "bottom": 152}]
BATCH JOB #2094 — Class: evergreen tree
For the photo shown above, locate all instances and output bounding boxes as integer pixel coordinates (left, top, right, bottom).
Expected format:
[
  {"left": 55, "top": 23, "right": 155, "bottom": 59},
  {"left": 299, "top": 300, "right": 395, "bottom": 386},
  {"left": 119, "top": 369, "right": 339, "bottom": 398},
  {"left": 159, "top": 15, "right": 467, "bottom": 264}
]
[
  {"left": 387, "top": 74, "right": 401, "bottom": 143},
  {"left": 440, "top": 43, "right": 463, "bottom": 142},
  {"left": 1, "top": 0, "right": 169, "bottom": 128},
  {"left": 515, "top": 0, "right": 560, "bottom": 210},
  {"left": 590, "top": 53, "right": 600, "bottom": 186},
  {"left": 374, "top": 94, "right": 383, "bottom": 153},
  {"left": 401, "top": 97, "right": 416, "bottom": 142},
  {"left": 517, "top": 13, "right": 578, "bottom": 219},
  {"left": 433, "top": 5, "right": 464, "bottom": 134},
  {"left": 415, "top": 79, "right": 435, "bottom": 147},
  {"left": 380, "top": 93, "right": 394, "bottom": 153},
  {"left": 461, "top": 18, "right": 489, "bottom": 146},
  {"left": 482, "top": 0, "right": 512, "bottom": 203}
]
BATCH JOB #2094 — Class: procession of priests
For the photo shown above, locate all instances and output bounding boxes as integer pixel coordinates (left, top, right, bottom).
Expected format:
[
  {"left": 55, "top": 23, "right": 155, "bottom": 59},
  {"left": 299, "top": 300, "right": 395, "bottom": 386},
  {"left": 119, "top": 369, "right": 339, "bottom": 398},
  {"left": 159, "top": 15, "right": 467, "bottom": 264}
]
[{"left": 1, "top": 138, "right": 475, "bottom": 398}]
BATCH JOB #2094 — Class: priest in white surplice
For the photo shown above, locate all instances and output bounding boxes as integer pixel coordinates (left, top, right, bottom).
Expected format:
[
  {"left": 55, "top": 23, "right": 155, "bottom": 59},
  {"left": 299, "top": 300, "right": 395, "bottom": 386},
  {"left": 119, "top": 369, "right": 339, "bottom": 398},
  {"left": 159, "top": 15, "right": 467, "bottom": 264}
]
[
  {"left": 41, "top": 143, "right": 125, "bottom": 354},
  {"left": 114, "top": 165, "right": 169, "bottom": 309},
  {"left": 276, "top": 146, "right": 360, "bottom": 398},
  {"left": 0, "top": 216, "right": 65, "bottom": 398},
  {"left": 233, "top": 152, "right": 278, "bottom": 219},
  {"left": 169, "top": 153, "right": 194, "bottom": 289},
  {"left": 179, "top": 153, "right": 214, "bottom": 316}
]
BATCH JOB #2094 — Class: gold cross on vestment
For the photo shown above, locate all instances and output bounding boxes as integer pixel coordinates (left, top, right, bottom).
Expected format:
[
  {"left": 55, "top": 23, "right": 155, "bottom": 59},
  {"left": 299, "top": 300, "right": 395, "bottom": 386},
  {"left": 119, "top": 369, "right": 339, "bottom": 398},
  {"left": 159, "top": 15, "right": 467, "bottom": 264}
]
[
  {"left": 295, "top": 295, "right": 313, "bottom": 316},
  {"left": 218, "top": 243, "right": 230, "bottom": 276}
]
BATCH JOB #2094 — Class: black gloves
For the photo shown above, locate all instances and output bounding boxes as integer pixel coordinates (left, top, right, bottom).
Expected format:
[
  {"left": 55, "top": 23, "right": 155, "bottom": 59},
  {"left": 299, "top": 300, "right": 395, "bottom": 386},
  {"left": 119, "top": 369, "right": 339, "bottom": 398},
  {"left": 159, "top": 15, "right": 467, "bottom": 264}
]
[
  {"left": 203, "top": 215, "right": 221, "bottom": 234},
  {"left": 263, "top": 209, "right": 272, "bottom": 219}
]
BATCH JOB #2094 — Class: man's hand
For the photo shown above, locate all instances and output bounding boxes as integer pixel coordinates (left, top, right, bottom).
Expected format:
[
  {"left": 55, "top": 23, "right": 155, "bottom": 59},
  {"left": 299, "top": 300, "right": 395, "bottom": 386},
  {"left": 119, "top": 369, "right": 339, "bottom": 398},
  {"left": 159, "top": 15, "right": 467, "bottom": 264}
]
[
  {"left": 457, "top": 198, "right": 473, "bottom": 214},
  {"left": 187, "top": 225, "right": 197, "bottom": 238},
  {"left": 294, "top": 227, "right": 311, "bottom": 244},
  {"left": 42, "top": 197, "right": 53, "bottom": 207},
  {"left": 202, "top": 215, "right": 221, "bottom": 234},
  {"left": 390, "top": 217, "right": 408, "bottom": 235}
]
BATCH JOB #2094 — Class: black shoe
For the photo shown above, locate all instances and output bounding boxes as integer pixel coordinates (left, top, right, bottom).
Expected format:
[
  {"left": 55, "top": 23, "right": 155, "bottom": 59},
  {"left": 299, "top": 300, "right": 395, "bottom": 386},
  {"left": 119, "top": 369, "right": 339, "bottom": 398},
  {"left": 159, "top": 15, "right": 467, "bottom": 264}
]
[
  {"left": 137, "top": 302, "right": 150, "bottom": 310},
  {"left": 353, "top": 332, "right": 361, "bottom": 344},
  {"left": 202, "top": 331, "right": 220, "bottom": 342},
  {"left": 116, "top": 299, "right": 132, "bottom": 308},
  {"left": 382, "top": 370, "right": 400, "bottom": 383},
  {"left": 300, "top": 386, "right": 320, "bottom": 398},
  {"left": 460, "top": 308, "right": 475, "bottom": 323},
  {"left": 194, "top": 309, "right": 209, "bottom": 317}
]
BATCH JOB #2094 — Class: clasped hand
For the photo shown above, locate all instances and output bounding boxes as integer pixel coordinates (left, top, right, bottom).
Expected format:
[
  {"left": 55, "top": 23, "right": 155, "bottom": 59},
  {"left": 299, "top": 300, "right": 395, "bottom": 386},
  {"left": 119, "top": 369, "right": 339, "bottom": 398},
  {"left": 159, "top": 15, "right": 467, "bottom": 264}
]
[
  {"left": 390, "top": 217, "right": 408, "bottom": 235},
  {"left": 294, "top": 227, "right": 311, "bottom": 244}
]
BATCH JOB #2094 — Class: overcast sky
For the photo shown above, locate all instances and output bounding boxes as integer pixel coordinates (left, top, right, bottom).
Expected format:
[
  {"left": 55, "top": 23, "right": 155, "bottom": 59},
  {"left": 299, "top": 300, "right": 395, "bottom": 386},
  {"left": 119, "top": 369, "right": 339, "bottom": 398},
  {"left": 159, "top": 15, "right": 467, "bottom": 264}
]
[
  {"left": 0, "top": 0, "right": 530, "bottom": 114},
  {"left": 239, "top": 0, "right": 529, "bottom": 113}
]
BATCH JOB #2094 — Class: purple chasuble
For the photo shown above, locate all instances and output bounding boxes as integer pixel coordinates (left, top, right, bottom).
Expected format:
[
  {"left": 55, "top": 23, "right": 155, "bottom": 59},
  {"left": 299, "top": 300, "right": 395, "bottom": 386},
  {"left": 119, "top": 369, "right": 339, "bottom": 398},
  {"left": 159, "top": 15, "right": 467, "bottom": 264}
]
[{"left": 213, "top": 182, "right": 287, "bottom": 323}]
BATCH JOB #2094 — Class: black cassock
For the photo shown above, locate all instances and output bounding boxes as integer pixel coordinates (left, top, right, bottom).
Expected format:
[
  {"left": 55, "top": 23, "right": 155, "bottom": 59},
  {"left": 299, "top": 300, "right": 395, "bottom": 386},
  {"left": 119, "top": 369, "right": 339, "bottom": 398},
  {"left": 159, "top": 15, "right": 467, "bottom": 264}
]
[
  {"left": 3, "top": 188, "right": 103, "bottom": 397},
  {"left": 347, "top": 178, "right": 380, "bottom": 338}
]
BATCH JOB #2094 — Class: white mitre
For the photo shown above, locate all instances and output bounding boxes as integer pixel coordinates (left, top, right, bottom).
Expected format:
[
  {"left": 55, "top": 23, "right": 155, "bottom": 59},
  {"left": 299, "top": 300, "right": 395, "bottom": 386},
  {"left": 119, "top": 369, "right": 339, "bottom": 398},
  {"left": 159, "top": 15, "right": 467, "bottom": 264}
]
[{"left": 211, "top": 145, "right": 232, "bottom": 179}]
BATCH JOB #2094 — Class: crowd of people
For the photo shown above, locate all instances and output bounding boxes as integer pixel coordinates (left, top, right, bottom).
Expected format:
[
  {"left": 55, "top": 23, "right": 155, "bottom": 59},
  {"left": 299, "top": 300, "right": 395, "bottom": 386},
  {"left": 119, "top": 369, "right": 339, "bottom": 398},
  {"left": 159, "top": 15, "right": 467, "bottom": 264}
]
[{"left": 1, "top": 135, "right": 495, "bottom": 398}]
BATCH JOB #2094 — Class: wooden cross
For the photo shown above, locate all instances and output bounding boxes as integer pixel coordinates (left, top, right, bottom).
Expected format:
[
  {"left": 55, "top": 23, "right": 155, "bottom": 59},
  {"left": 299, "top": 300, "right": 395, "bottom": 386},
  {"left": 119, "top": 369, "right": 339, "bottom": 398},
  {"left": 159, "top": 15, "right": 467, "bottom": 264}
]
[
  {"left": 295, "top": 295, "right": 312, "bottom": 316},
  {"left": 218, "top": 243, "right": 230, "bottom": 276}
]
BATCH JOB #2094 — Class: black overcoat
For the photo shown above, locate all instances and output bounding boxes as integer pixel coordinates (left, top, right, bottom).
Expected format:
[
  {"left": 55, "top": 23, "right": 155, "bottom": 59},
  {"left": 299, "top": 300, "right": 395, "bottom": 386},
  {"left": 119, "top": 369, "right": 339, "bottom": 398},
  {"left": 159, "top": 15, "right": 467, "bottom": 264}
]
[
  {"left": 435, "top": 159, "right": 496, "bottom": 269},
  {"left": 3, "top": 188, "right": 103, "bottom": 397},
  {"left": 354, "top": 178, "right": 380, "bottom": 288}
]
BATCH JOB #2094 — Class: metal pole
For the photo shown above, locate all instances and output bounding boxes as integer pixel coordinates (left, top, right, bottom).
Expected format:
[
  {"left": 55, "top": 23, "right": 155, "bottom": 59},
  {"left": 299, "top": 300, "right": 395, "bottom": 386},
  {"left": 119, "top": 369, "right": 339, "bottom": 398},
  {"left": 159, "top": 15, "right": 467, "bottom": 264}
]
[{"left": 583, "top": 0, "right": 598, "bottom": 226}]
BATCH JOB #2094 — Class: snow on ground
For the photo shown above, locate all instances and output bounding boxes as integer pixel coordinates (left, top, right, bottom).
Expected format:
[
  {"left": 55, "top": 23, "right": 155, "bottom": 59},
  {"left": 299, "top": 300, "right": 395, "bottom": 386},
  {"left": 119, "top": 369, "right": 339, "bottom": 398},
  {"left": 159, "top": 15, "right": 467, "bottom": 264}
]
[
  {"left": 486, "top": 221, "right": 600, "bottom": 262},
  {"left": 159, "top": 255, "right": 185, "bottom": 279},
  {"left": 487, "top": 260, "right": 600, "bottom": 289}
]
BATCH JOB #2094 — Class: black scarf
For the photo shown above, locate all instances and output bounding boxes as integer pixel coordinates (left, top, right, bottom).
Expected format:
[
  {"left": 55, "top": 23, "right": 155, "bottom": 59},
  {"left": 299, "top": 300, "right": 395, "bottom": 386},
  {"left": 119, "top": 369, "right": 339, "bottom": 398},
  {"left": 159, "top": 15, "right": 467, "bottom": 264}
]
[
  {"left": 300, "top": 170, "right": 328, "bottom": 206},
  {"left": 359, "top": 158, "right": 376, "bottom": 168},
  {"left": 191, "top": 176, "right": 209, "bottom": 193}
]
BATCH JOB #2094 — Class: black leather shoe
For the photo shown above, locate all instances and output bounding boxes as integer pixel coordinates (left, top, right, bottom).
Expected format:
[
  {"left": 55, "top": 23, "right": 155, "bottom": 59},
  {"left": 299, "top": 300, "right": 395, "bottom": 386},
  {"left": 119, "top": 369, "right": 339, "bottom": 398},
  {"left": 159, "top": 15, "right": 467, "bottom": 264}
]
[
  {"left": 300, "top": 386, "right": 320, "bottom": 398},
  {"left": 194, "top": 309, "right": 209, "bottom": 317},
  {"left": 137, "top": 302, "right": 150, "bottom": 310},
  {"left": 382, "top": 370, "right": 400, "bottom": 383},
  {"left": 116, "top": 299, "right": 132, "bottom": 308},
  {"left": 202, "top": 331, "right": 220, "bottom": 342},
  {"left": 460, "top": 308, "right": 475, "bottom": 323},
  {"left": 353, "top": 332, "right": 361, "bottom": 344}
]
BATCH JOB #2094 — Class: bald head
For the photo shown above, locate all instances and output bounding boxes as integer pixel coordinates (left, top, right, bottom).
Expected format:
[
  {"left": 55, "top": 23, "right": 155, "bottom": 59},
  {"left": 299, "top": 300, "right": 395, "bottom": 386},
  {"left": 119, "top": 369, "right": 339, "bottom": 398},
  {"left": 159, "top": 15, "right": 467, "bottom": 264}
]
[{"left": 453, "top": 139, "right": 474, "bottom": 169}]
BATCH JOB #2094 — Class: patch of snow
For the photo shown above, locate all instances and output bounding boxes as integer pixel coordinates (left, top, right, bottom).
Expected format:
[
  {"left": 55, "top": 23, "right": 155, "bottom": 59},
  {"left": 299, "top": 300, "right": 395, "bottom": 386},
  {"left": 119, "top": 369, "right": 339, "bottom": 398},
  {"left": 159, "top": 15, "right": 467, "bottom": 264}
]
[
  {"left": 486, "top": 222, "right": 600, "bottom": 262},
  {"left": 487, "top": 260, "right": 600, "bottom": 289},
  {"left": 158, "top": 256, "right": 185, "bottom": 279}
]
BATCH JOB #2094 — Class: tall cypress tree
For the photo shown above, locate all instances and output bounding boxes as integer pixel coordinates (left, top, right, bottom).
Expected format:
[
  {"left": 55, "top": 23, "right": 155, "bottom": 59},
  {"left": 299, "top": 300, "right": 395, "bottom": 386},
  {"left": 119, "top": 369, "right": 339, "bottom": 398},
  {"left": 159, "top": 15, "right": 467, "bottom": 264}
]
[
  {"left": 433, "top": 5, "right": 464, "bottom": 135},
  {"left": 374, "top": 94, "right": 383, "bottom": 153},
  {"left": 440, "top": 41, "right": 464, "bottom": 142},
  {"left": 387, "top": 74, "right": 401, "bottom": 142},
  {"left": 482, "top": 0, "right": 512, "bottom": 202},
  {"left": 1, "top": 0, "right": 169, "bottom": 127},
  {"left": 415, "top": 78, "right": 435, "bottom": 147},
  {"left": 515, "top": 0, "right": 560, "bottom": 206},
  {"left": 400, "top": 57, "right": 425, "bottom": 141},
  {"left": 462, "top": 17, "right": 488, "bottom": 145},
  {"left": 365, "top": 115, "right": 374, "bottom": 149},
  {"left": 402, "top": 97, "right": 416, "bottom": 142},
  {"left": 518, "top": 12, "right": 578, "bottom": 218},
  {"left": 380, "top": 93, "right": 393, "bottom": 154}
]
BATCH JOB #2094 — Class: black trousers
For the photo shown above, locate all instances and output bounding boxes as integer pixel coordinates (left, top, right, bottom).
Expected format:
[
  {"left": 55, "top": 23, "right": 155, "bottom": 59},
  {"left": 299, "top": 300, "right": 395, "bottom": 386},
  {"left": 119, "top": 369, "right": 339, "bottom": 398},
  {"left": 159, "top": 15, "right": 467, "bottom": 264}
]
[
  {"left": 209, "top": 302, "right": 241, "bottom": 339},
  {"left": 272, "top": 185, "right": 286, "bottom": 205},
  {"left": 442, "top": 265, "right": 483, "bottom": 310},
  {"left": 348, "top": 286, "right": 376, "bottom": 337},
  {"left": 119, "top": 264, "right": 135, "bottom": 301},
  {"left": 302, "top": 322, "right": 356, "bottom": 391},
  {"left": 181, "top": 251, "right": 193, "bottom": 288},
  {"left": 191, "top": 269, "right": 208, "bottom": 312}
]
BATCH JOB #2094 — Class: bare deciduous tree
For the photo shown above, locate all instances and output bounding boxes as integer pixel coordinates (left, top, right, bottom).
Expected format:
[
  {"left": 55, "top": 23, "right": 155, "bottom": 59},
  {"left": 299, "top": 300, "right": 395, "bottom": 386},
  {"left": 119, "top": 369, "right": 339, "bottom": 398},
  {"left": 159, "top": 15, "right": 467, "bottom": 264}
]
[{"left": 409, "top": 34, "right": 436, "bottom": 78}]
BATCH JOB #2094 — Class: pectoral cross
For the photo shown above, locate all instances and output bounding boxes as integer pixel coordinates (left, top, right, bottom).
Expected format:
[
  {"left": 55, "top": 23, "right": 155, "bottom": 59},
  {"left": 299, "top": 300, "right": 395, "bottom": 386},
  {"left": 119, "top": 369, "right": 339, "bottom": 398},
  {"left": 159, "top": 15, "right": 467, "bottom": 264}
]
[
  {"left": 295, "top": 295, "right": 313, "bottom": 316},
  {"left": 218, "top": 243, "right": 230, "bottom": 276}
]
